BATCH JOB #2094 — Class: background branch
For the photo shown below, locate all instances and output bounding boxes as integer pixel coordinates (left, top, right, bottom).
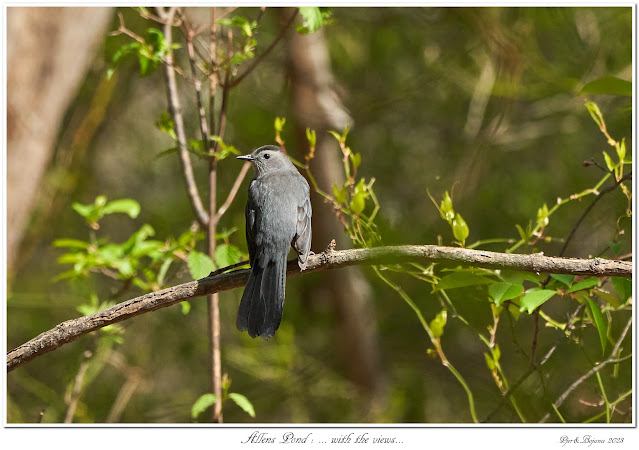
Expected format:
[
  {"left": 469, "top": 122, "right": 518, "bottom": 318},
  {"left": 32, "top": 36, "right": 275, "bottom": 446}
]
[
  {"left": 7, "top": 244, "right": 631, "bottom": 373},
  {"left": 157, "top": 7, "right": 210, "bottom": 227}
]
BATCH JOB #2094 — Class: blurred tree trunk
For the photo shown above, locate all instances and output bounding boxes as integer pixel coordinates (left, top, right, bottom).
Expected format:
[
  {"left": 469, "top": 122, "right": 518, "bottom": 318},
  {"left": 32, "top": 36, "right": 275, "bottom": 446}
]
[
  {"left": 6, "top": 7, "right": 113, "bottom": 277},
  {"left": 282, "top": 11, "right": 386, "bottom": 412}
]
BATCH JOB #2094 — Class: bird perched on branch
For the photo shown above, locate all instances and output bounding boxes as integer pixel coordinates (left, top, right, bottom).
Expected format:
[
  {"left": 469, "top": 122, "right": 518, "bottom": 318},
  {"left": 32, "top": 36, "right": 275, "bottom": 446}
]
[{"left": 236, "top": 145, "right": 312, "bottom": 339}]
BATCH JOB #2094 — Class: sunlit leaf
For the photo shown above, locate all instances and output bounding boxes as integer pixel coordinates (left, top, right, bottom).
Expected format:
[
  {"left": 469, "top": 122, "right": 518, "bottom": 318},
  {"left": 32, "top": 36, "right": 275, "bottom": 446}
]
[
  {"left": 350, "top": 191, "right": 366, "bottom": 214},
  {"left": 429, "top": 310, "right": 447, "bottom": 339},
  {"left": 53, "top": 239, "right": 90, "bottom": 249},
  {"left": 228, "top": 392, "right": 256, "bottom": 418},
  {"left": 188, "top": 251, "right": 215, "bottom": 280},
  {"left": 191, "top": 393, "right": 217, "bottom": 419},
  {"left": 488, "top": 282, "right": 524, "bottom": 306},
  {"left": 520, "top": 289, "right": 556, "bottom": 313},
  {"left": 452, "top": 213, "right": 469, "bottom": 242},
  {"left": 214, "top": 244, "right": 244, "bottom": 269},
  {"left": 102, "top": 199, "right": 141, "bottom": 218}
]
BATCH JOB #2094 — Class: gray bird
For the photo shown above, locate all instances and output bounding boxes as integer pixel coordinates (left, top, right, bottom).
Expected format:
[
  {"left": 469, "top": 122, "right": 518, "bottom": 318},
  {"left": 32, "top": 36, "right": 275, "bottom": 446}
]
[{"left": 236, "top": 145, "right": 312, "bottom": 339}]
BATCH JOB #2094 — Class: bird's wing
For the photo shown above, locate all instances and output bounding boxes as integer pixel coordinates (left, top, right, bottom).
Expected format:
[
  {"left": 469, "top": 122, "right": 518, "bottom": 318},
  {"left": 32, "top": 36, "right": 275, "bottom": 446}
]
[
  {"left": 245, "top": 186, "right": 257, "bottom": 267},
  {"left": 292, "top": 188, "right": 312, "bottom": 269}
]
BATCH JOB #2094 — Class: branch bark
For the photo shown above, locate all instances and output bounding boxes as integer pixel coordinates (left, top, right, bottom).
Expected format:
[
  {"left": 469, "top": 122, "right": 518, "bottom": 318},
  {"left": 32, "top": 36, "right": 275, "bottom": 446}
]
[{"left": 7, "top": 244, "right": 631, "bottom": 373}]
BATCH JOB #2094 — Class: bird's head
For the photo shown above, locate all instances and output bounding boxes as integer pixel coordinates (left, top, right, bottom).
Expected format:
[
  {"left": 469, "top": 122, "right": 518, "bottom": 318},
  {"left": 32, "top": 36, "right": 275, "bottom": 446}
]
[{"left": 237, "top": 145, "right": 295, "bottom": 176}]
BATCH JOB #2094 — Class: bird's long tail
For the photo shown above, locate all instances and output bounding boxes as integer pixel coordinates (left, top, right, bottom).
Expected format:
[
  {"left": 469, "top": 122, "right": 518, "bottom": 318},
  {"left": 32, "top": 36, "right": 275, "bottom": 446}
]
[{"left": 236, "top": 255, "right": 287, "bottom": 339}]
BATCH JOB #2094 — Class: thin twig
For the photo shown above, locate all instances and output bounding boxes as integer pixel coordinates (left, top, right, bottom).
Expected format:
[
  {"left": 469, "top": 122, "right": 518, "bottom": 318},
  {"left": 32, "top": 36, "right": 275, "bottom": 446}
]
[
  {"left": 213, "top": 161, "right": 251, "bottom": 225},
  {"left": 180, "top": 11, "right": 212, "bottom": 157},
  {"left": 156, "top": 7, "right": 210, "bottom": 227},
  {"left": 64, "top": 348, "right": 93, "bottom": 423},
  {"left": 559, "top": 171, "right": 632, "bottom": 257},
  {"left": 207, "top": 6, "right": 223, "bottom": 424},
  {"left": 223, "top": 10, "right": 298, "bottom": 89},
  {"left": 482, "top": 304, "right": 585, "bottom": 423},
  {"left": 538, "top": 316, "right": 633, "bottom": 423}
]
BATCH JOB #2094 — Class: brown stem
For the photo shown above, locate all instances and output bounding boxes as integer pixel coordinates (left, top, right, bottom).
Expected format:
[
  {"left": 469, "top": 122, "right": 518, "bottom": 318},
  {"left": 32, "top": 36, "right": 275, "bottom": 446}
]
[
  {"left": 7, "top": 245, "right": 632, "bottom": 373},
  {"left": 213, "top": 161, "right": 251, "bottom": 225},
  {"left": 207, "top": 6, "right": 223, "bottom": 424}
]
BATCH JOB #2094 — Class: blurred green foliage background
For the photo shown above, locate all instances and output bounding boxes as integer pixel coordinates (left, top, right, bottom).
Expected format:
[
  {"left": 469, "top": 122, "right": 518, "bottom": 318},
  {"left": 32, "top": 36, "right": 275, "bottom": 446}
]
[{"left": 7, "top": 7, "right": 632, "bottom": 423}]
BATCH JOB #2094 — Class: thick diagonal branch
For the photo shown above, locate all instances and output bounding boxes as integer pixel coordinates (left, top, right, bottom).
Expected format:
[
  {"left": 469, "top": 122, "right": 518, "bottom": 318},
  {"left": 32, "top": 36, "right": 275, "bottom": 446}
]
[{"left": 7, "top": 245, "right": 631, "bottom": 372}]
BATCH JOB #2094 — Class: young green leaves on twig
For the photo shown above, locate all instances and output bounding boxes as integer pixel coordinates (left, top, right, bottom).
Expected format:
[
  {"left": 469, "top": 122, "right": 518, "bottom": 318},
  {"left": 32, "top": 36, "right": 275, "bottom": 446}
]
[{"left": 427, "top": 189, "right": 470, "bottom": 247}]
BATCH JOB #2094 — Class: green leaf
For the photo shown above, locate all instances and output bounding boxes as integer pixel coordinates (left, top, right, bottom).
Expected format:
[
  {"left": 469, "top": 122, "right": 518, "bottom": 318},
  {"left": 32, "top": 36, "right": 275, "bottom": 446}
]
[
  {"left": 429, "top": 310, "right": 447, "bottom": 339},
  {"left": 191, "top": 393, "right": 218, "bottom": 419},
  {"left": 579, "top": 76, "right": 632, "bottom": 97},
  {"left": 520, "top": 289, "right": 556, "bottom": 313},
  {"left": 603, "top": 151, "right": 615, "bottom": 172},
  {"left": 617, "top": 138, "right": 626, "bottom": 161},
  {"left": 72, "top": 202, "right": 96, "bottom": 220},
  {"left": 350, "top": 152, "right": 362, "bottom": 171},
  {"left": 214, "top": 244, "right": 244, "bottom": 269},
  {"left": 215, "top": 227, "right": 238, "bottom": 241},
  {"left": 484, "top": 353, "right": 495, "bottom": 371},
  {"left": 594, "top": 289, "right": 620, "bottom": 309},
  {"left": 566, "top": 277, "right": 600, "bottom": 294},
  {"left": 515, "top": 224, "right": 528, "bottom": 242},
  {"left": 155, "top": 110, "right": 176, "bottom": 140},
  {"left": 274, "top": 117, "right": 286, "bottom": 133},
  {"left": 440, "top": 191, "right": 455, "bottom": 223},
  {"left": 507, "top": 303, "right": 521, "bottom": 320},
  {"left": 488, "top": 282, "right": 524, "bottom": 306},
  {"left": 452, "top": 213, "right": 469, "bottom": 243},
  {"left": 102, "top": 199, "right": 141, "bottom": 218},
  {"left": 536, "top": 203, "right": 549, "bottom": 227},
  {"left": 350, "top": 191, "right": 366, "bottom": 215},
  {"left": 332, "top": 183, "right": 347, "bottom": 205},
  {"left": 585, "top": 100, "right": 604, "bottom": 128},
  {"left": 53, "top": 239, "right": 90, "bottom": 249},
  {"left": 305, "top": 128, "right": 316, "bottom": 148},
  {"left": 117, "top": 258, "right": 134, "bottom": 277},
  {"left": 611, "top": 277, "right": 632, "bottom": 303},
  {"left": 297, "top": 7, "right": 324, "bottom": 34},
  {"left": 228, "top": 392, "right": 256, "bottom": 418},
  {"left": 608, "top": 242, "right": 622, "bottom": 255},
  {"left": 549, "top": 274, "right": 575, "bottom": 287},
  {"left": 585, "top": 297, "right": 607, "bottom": 354},
  {"left": 435, "top": 272, "right": 494, "bottom": 290},
  {"left": 499, "top": 270, "right": 543, "bottom": 284},
  {"left": 188, "top": 251, "right": 215, "bottom": 280},
  {"left": 180, "top": 301, "right": 191, "bottom": 315},
  {"left": 157, "top": 258, "right": 172, "bottom": 285}
]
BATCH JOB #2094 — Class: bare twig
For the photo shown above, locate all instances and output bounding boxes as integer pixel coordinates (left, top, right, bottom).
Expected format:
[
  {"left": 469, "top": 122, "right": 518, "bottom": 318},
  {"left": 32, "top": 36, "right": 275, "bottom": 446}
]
[
  {"left": 207, "top": 6, "right": 223, "bottom": 424},
  {"left": 157, "top": 6, "right": 210, "bottom": 227},
  {"left": 7, "top": 245, "right": 631, "bottom": 373},
  {"left": 213, "top": 161, "right": 251, "bottom": 225},
  {"left": 538, "top": 316, "right": 633, "bottom": 423},
  {"left": 181, "top": 12, "right": 212, "bottom": 157},
  {"left": 559, "top": 171, "right": 632, "bottom": 257},
  {"left": 540, "top": 354, "right": 632, "bottom": 423},
  {"left": 482, "top": 304, "right": 585, "bottom": 423}
]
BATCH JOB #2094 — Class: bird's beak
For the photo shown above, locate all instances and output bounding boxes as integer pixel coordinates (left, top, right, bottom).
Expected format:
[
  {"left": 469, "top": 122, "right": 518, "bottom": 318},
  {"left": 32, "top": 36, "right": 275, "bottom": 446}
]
[{"left": 236, "top": 154, "right": 254, "bottom": 161}]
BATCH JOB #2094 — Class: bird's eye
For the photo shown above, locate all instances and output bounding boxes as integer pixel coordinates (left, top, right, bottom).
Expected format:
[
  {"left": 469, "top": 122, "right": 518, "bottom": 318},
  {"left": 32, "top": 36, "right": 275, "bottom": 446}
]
[{"left": 263, "top": 153, "right": 270, "bottom": 159}]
